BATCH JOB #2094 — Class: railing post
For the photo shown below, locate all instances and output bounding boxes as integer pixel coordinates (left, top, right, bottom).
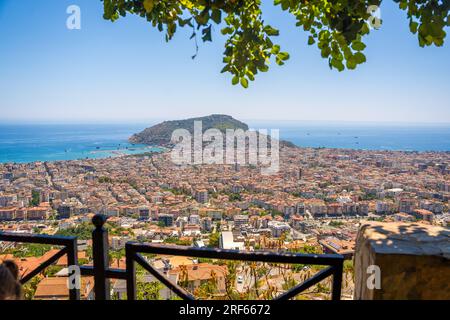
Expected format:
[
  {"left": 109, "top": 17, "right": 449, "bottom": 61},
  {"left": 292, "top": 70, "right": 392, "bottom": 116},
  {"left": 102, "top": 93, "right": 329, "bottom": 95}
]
[
  {"left": 67, "top": 238, "right": 80, "bottom": 300},
  {"left": 331, "top": 259, "right": 343, "bottom": 300},
  {"left": 92, "top": 214, "right": 110, "bottom": 300},
  {"left": 125, "top": 243, "right": 136, "bottom": 300}
]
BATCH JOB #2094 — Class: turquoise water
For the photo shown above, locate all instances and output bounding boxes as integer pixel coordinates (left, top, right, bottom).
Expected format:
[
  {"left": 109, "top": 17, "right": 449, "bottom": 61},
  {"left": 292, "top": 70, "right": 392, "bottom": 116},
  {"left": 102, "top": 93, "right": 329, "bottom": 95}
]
[
  {"left": 0, "top": 123, "right": 161, "bottom": 163},
  {"left": 248, "top": 121, "right": 450, "bottom": 152},
  {"left": 0, "top": 122, "right": 449, "bottom": 163}
]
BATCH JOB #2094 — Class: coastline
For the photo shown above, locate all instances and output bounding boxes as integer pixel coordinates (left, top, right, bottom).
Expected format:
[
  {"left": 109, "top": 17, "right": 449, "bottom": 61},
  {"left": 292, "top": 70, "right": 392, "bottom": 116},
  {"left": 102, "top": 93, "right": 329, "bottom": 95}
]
[
  {"left": 0, "top": 144, "right": 448, "bottom": 166},
  {"left": 0, "top": 122, "right": 449, "bottom": 164}
]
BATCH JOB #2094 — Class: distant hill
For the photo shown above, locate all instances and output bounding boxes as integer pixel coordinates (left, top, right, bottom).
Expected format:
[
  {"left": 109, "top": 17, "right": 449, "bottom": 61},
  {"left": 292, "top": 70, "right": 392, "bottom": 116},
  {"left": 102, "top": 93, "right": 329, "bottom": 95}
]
[{"left": 129, "top": 114, "right": 297, "bottom": 148}]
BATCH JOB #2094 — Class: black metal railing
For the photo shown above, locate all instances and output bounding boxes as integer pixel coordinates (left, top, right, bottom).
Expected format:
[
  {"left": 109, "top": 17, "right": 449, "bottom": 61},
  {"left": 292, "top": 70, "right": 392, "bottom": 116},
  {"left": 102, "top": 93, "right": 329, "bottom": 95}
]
[
  {"left": 124, "top": 242, "right": 344, "bottom": 300},
  {"left": 0, "top": 214, "right": 344, "bottom": 300},
  {"left": 0, "top": 232, "right": 80, "bottom": 300}
]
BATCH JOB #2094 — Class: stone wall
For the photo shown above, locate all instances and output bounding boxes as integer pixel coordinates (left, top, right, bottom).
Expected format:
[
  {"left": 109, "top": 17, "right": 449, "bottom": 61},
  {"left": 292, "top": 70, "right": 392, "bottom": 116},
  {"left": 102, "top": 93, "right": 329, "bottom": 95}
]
[{"left": 354, "top": 221, "right": 450, "bottom": 300}]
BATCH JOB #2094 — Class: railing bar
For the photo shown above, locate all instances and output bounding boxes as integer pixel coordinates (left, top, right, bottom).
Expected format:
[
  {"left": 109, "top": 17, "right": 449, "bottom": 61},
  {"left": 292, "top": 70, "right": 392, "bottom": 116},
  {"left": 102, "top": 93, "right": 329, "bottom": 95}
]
[
  {"left": 331, "top": 261, "right": 344, "bottom": 301},
  {"left": 126, "top": 243, "right": 344, "bottom": 266},
  {"left": 275, "top": 266, "right": 335, "bottom": 301},
  {"left": 92, "top": 215, "right": 111, "bottom": 300},
  {"left": 0, "top": 215, "right": 346, "bottom": 302},
  {"left": 106, "top": 268, "right": 127, "bottom": 280},
  {"left": 0, "top": 232, "right": 76, "bottom": 246},
  {"left": 66, "top": 238, "right": 80, "bottom": 300},
  {"left": 80, "top": 265, "right": 94, "bottom": 276},
  {"left": 125, "top": 246, "right": 136, "bottom": 300},
  {"left": 20, "top": 247, "right": 68, "bottom": 284},
  {"left": 80, "top": 266, "right": 127, "bottom": 280},
  {"left": 134, "top": 253, "right": 195, "bottom": 301}
]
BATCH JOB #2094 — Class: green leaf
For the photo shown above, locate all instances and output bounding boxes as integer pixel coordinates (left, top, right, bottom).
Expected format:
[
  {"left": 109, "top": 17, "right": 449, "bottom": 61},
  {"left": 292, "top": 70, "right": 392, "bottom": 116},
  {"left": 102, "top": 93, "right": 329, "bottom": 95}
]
[
  {"left": 346, "top": 56, "right": 357, "bottom": 70},
  {"left": 102, "top": 0, "right": 450, "bottom": 85},
  {"left": 211, "top": 9, "right": 221, "bottom": 24},
  {"left": 277, "top": 52, "right": 290, "bottom": 61},
  {"left": 240, "top": 77, "right": 249, "bottom": 88},
  {"left": 202, "top": 25, "right": 212, "bottom": 42},
  {"left": 143, "top": 0, "right": 154, "bottom": 13},
  {"left": 258, "top": 65, "right": 269, "bottom": 72},
  {"left": 409, "top": 21, "right": 419, "bottom": 34},
  {"left": 321, "top": 47, "right": 331, "bottom": 58},
  {"left": 281, "top": 0, "right": 289, "bottom": 11},
  {"left": 263, "top": 26, "right": 280, "bottom": 36},
  {"left": 221, "top": 27, "right": 233, "bottom": 35},
  {"left": 271, "top": 45, "right": 280, "bottom": 54},
  {"left": 331, "top": 58, "right": 345, "bottom": 71},
  {"left": 351, "top": 41, "right": 366, "bottom": 51},
  {"left": 178, "top": 18, "right": 191, "bottom": 27},
  {"left": 353, "top": 52, "right": 366, "bottom": 64},
  {"left": 275, "top": 57, "right": 285, "bottom": 65}
]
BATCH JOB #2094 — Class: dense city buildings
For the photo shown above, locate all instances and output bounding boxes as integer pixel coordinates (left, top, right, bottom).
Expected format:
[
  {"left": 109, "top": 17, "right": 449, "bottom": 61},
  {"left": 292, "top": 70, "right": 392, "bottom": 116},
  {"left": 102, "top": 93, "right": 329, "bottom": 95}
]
[
  {"left": 1, "top": 146, "right": 449, "bottom": 299},
  {"left": 1, "top": 146, "right": 449, "bottom": 238}
]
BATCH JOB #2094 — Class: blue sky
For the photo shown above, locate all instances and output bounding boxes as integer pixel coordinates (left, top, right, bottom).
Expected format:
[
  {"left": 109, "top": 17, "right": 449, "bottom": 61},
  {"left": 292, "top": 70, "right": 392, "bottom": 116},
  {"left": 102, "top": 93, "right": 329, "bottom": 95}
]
[{"left": 0, "top": 0, "right": 449, "bottom": 123}]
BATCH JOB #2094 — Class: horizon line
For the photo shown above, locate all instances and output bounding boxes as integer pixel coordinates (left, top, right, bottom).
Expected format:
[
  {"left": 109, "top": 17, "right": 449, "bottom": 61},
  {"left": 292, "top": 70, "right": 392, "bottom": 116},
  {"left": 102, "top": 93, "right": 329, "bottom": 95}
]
[{"left": 0, "top": 118, "right": 449, "bottom": 126}]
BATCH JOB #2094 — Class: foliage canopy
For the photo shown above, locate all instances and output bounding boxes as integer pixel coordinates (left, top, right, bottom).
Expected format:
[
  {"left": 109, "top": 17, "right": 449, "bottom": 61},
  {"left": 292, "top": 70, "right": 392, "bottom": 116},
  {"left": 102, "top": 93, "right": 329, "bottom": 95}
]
[{"left": 102, "top": 0, "right": 449, "bottom": 87}]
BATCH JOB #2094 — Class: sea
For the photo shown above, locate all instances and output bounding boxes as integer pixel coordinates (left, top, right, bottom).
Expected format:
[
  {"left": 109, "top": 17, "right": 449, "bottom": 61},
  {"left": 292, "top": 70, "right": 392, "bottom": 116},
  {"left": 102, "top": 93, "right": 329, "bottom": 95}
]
[
  {"left": 0, "top": 123, "right": 160, "bottom": 163},
  {"left": 0, "top": 122, "right": 449, "bottom": 163}
]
